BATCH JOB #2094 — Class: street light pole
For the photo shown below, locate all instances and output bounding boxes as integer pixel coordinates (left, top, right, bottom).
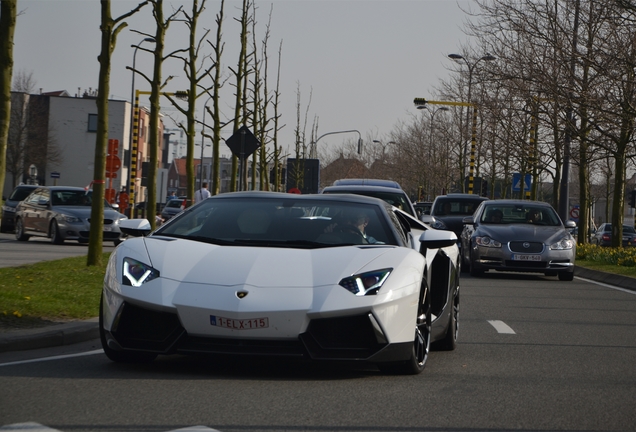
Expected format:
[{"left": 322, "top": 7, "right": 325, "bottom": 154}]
[
  {"left": 126, "top": 37, "right": 155, "bottom": 216},
  {"left": 418, "top": 106, "right": 448, "bottom": 200},
  {"left": 310, "top": 130, "right": 363, "bottom": 158},
  {"left": 199, "top": 97, "right": 212, "bottom": 192},
  {"left": 448, "top": 53, "right": 495, "bottom": 194}
]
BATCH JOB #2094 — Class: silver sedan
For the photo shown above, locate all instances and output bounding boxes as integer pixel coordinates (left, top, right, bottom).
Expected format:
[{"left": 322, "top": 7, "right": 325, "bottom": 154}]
[
  {"left": 461, "top": 199, "right": 576, "bottom": 281},
  {"left": 14, "top": 186, "right": 127, "bottom": 245}
]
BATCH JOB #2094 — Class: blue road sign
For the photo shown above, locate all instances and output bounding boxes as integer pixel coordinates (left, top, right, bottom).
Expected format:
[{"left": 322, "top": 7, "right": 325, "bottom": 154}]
[{"left": 512, "top": 173, "right": 531, "bottom": 192}]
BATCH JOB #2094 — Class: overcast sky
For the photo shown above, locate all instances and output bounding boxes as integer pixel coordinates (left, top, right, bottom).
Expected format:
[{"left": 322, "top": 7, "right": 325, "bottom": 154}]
[{"left": 13, "top": 0, "right": 473, "bottom": 159}]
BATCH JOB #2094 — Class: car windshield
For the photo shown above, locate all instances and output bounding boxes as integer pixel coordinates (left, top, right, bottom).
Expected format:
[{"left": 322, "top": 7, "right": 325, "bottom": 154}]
[
  {"left": 165, "top": 200, "right": 183, "bottom": 209},
  {"left": 9, "top": 187, "right": 36, "bottom": 201},
  {"left": 155, "top": 197, "right": 397, "bottom": 248},
  {"left": 433, "top": 199, "right": 482, "bottom": 216},
  {"left": 480, "top": 204, "right": 561, "bottom": 226},
  {"left": 51, "top": 190, "right": 93, "bottom": 206}
]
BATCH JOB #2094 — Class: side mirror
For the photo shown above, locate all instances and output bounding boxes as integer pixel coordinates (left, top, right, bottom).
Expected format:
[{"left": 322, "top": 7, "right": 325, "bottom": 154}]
[
  {"left": 462, "top": 216, "right": 474, "bottom": 225},
  {"left": 420, "top": 215, "right": 435, "bottom": 224},
  {"left": 565, "top": 220, "right": 576, "bottom": 228},
  {"left": 419, "top": 229, "right": 457, "bottom": 249},
  {"left": 119, "top": 218, "right": 152, "bottom": 237}
]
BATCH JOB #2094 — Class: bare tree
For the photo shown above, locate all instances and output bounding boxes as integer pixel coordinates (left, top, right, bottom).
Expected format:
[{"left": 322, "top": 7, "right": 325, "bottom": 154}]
[
  {"left": 88, "top": 0, "right": 147, "bottom": 267},
  {"left": 0, "top": 0, "right": 17, "bottom": 199}
]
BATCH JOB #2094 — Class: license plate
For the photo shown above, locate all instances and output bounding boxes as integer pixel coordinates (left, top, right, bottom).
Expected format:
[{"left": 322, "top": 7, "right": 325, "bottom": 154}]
[
  {"left": 513, "top": 254, "right": 542, "bottom": 261},
  {"left": 210, "top": 315, "right": 269, "bottom": 330}
]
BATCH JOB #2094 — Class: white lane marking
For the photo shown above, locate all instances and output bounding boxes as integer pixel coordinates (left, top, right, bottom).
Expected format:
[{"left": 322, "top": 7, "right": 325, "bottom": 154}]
[
  {"left": 488, "top": 320, "right": 516, "bottom": 334},
  {"left": 575, "top": 276, "right": 636, "bottom": 295},
  {"left": 0, "top": 349, "right": 104, "bottom": 367}
]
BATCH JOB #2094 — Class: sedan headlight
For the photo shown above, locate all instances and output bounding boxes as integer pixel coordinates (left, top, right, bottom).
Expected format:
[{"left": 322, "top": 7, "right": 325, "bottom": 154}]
[
  {"left": 2, "top": 206, "right": 15, "bottom": 213},
  {"left": 549, "top": 238, "right": 574, "bottom": 250},
  {"left": 430, "top": 220, "right": 447, "bottom": 230},
  {"left": 123, "top": 257, "right": 160, "bottom": 287},
  {"left": 339, "top": 268, "right": 392, "bottom": 296},
  {"left": 475, "top": 236, "right": 502, "bottom": 248},
  {"left": 61, "top": 214, "right": 82, "bottom": 223}
]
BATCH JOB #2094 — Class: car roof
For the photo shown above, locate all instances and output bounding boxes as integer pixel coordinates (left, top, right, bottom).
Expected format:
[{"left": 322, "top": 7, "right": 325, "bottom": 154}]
[
  {"left": 481, "top": 199, "right": 552, "bottom": 207},
  {"left": 216, "top": 190, "right": 391, "bottom": 206},
  {"left": 332, "top": 178, "right": 402, "bottom": 189},
  {"left": 322, "top": 184, "right": 409, "bottom": 194},
  {"left": 434, "top": 193, "right": 488, "bottom": 200}
]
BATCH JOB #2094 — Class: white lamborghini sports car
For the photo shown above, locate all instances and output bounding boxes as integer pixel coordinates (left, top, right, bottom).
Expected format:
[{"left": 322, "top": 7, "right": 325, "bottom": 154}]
[{"left": 101, "top": 192, "right": 460, "bottom": 374}]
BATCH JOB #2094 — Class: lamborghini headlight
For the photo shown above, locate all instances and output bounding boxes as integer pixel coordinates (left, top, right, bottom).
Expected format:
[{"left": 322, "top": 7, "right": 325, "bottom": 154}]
[
  {"left": 339, "top": 268, "right": 392, "bottom": 296},
  {"left": 123, "top": 257, "right": 160, "bottom": 287},
  {"left": 475, "top": 236, "right": 501, "bottom": 248},
  {"left": 549, "top": 238, "right": 574, "bottom": 250}
]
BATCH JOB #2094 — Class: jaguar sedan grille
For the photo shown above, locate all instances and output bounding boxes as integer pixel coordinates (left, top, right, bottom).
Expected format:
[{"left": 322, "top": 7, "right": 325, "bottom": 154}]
[{"left": 509, "top": 241, "right": 544, "bottom": 253}]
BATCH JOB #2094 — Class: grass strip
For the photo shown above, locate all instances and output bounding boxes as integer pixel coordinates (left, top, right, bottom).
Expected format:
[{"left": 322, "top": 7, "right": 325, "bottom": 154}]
[{"left": 0, "top": 252, "right": 110, "bottom": 322}]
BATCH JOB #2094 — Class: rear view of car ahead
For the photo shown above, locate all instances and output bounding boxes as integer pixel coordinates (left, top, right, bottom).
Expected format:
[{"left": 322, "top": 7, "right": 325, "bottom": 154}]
[
  {"left": 160, "top": 198, "right": 185, "bottom": 221},
  {"left": 591, "top": 223, "right": 636, "bottom": 247},
  {"left": 425, "top": 193, "right": 489, "bottom": 249},
  {"left": 14, "top": 186, "right": 127, "bottom": 244},
  {"left": 461, "top": 200, "right": 576, "bottom": 281},
  {"left": 101, "top": 192, "right": 460, "bottom": 374},
  {"left": 322, "top": 180, "right": 418, "bottom": 219},
  {"left": 1, "top": 185, "right": 38, "bottom": 233}
]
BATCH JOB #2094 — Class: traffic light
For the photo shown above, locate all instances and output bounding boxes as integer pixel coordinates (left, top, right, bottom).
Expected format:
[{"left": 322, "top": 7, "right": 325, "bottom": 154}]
[{"left": 629, "top": 190, "right": 636, "bottom": 208}]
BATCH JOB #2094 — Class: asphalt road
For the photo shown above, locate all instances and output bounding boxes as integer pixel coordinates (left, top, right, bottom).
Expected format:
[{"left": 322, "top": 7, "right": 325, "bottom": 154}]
[
  {"left": 0, "top": 232, "right": 117, "bottom": 268},
  {"left": 1, "top": 271, "right": 635, "bottom": 432}
]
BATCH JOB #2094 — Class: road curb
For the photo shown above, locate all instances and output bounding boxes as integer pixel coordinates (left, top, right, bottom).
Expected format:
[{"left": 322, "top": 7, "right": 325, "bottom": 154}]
[
  {"left": 574, "top": 266, "right": 636, "bottom": 292},
  {"left": 0, "top": 317, "right": 99, "bottom": 353}
]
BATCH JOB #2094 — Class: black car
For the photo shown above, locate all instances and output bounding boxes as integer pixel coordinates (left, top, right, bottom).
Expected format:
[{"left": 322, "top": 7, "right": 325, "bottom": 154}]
[
  {"left": 1, "top": 185, "right": 39, "bottom": 233},
  {"left": 321, "top": 183, "right": 418, "bottom": 218},
  {"left": 591, "top": 223, "right": 636, "bottom": 247},
  {"left": 424, "top": 193, "right": 489, "bottom": 247}
]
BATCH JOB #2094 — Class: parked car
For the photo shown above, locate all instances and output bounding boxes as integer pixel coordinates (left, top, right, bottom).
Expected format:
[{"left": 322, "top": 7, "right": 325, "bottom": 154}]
[
  {"left": 160, "top": 198, "right": 185, "bottom": 221},
  {"left": 14, "top": 186, "right": 127, "bottom": 244},
  {"left": 591, "top": 223, "right": 636, "bottom": 247},
  {"left": 321, "top": 182, "right": 418, "bottom": 219},
  {"left": 101, "top": 191, "right": 460, "bottom": 374},
  {"left": 460, "top": 199, "right": 576, "bottom": 281},
  {"left": 1, "top": 184, "right": 39, "bottom": 233},
  {"left": 424, "top": 193, "right": 489, "bottom": 249}
]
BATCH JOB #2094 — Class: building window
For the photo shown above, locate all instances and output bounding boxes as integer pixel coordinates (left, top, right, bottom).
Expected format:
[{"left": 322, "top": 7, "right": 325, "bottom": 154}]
[{"left": 87, "top": 114, "right": 98, "bottom": 132}]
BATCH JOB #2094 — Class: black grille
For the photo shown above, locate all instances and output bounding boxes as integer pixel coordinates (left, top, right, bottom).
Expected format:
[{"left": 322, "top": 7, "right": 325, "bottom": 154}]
[
  {"left": 112, "top": 302, "right": 185, "bottom": 353},
  {"left": 300, "top": 314, "right": 386, "bottom": 360},
  {"left": 79, "top": 230, "right": 120, "bottom": 239},
  {"left": 504, "top": 260, "right": 547, "bottom": 269},
  {"left": 509, "top": 241, "right": 544, "bottom": 253},
  {"left": 179, "top": 336, "right": 305, "bottom": 357}
]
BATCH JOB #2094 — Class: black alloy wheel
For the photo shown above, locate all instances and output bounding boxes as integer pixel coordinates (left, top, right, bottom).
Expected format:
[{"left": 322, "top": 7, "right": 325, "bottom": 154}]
[
  {"left": 433, "top": 287, "right": 459, "bottom": 351},
  {"left": 15, "top": 218, "right": 30, "bottom": 241},
  {"left": 379, "top": 279, "right": 431, "bottom": 375},
  {"left": 50, "top": 220, "right": 64, "bottom": 244}
]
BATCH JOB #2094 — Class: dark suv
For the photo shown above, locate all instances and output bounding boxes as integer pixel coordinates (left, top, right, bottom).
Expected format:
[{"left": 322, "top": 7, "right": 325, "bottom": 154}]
[
  {"left": 1, "top": 185, "right": 39, "bottom": 233},
  {"left": 425, "top": 193, "right": 488, "bottom": 246}
]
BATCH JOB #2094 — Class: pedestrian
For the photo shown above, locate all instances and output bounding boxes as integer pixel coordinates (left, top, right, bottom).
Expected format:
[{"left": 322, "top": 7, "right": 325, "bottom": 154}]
[{"left": 194, "top": 182, "right": 211, "bottom": 203}]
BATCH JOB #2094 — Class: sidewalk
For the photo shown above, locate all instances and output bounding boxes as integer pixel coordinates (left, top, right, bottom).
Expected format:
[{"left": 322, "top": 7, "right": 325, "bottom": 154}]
[{"left": 0, "top": 267, "right": 634, "bottom": 353}]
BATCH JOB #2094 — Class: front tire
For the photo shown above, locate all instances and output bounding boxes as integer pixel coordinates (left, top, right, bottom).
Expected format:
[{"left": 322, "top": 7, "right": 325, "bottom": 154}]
[
  {"left": 50, "top": 221, "right": 64, "bottom": 244},
  {"left": 433, "top": 287, "right": 459, "bottom": 351},
  {"left": 15, "top": 218, "right": 30, "bottom": 241},
  {"left": 378, "top": 279, "right": 431, "bottom": 375},
  {"left": 99, "top": 295, "right": 158, "bottom": 364}
]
